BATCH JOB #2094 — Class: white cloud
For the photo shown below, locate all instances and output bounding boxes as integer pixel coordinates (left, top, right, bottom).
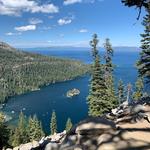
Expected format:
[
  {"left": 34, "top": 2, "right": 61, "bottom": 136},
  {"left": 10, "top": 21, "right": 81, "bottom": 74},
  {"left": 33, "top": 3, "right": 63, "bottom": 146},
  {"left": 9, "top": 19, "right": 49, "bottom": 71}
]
[
  {"left": 15, "top": 25, "right": 36, "bottom": 32},
  {"left": 5, "top": 32, "right": 21, "bottom": 35},
  {"left": 58, "top": 18, "right": 72, "bottom": 25},
  {"left": 5, "top": 32, "right": 14, "bottom": 36},
  {"left": 0, "top": 0, "right": 59, "bottom": 16},
  {"left": 64, "top": 0, "right": 82, "bottom": 5},
  {"left": 79, "top": 29, "right": 88, "bottom": 33},
  {"left": 30, "top": 4, "right": 59, "bottom": 13},
  {"left": 29, "top": 18, "right": 43, "bottom": 24}
]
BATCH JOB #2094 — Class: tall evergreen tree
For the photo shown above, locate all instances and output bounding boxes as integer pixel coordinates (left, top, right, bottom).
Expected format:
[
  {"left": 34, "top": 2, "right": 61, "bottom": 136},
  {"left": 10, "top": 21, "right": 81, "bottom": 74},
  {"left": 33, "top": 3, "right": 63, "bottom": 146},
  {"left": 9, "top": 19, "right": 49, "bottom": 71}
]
[
  {"left": 50, "top": 110, "right": 57, "bottom": 135},
  {"left": 11, "top": 127, "right": 20, "bottom": 147},
  {"left": 18, "top": 112, "right": 27, "bottom": 143},
  {"left": 0, "top": 113, "right": 9, "bottom": 149},
  {"left": 87, "top": 34, "right": 112, "bottom": 116},
  {"left": 27, "top": 115, "right": 44, "bottom": 142},
  {"left": 65, "top": 118, "right": 73, "bottom": 132},
  {"left": 133, "top": 77, "right": 144, "bottom": 100},
  {"left": 137, "top": 9, "right": 150, "bottom": 84},
  {"left": 126, "top": 83, "right": 133, "bottom": 104},
  {"left": 117, "top": 79, "right": 125, "bottom": 105},
  {"left": 104, "top": 38, "right": 117, "bottom": 107},
  {"left": 11, "top": 112, "right": 27, "bottom": 147}
]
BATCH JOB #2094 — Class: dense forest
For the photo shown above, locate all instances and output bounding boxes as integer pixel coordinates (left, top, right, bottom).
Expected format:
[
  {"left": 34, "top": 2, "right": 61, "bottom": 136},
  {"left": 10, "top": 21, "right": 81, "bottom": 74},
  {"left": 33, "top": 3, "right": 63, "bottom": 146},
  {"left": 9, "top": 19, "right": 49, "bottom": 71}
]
[{"left": 0, "top": 42, "right": 89, "bottom": 103}]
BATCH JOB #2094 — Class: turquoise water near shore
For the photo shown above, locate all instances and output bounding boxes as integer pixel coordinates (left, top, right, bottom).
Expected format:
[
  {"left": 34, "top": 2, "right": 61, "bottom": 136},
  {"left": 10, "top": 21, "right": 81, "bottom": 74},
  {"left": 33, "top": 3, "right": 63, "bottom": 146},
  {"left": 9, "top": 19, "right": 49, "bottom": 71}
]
[{"left": 3, "top": 48, "right": 148, "bottom": 134}]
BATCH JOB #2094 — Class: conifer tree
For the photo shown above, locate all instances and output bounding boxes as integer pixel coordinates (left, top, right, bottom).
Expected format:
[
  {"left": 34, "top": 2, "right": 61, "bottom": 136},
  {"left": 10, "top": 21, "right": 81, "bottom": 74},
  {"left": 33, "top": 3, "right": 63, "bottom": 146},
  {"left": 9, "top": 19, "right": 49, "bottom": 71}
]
[
  {"left": 11, "top": 112, "right": 27, "bottom": 147},
  {"left": 11, "top": 128, "right": 20, "bottom": 147},
  {"left": 0, "top": 113, "right": 9, "bottom": 149},
  {"left": 50, "top": 110, "right": 57, "bottom": 135},
  {"left": 65, "top": 118, "right": 73, "bottom": 132},
  {"left": 126, "top": 83, "right": 133, "bottom": 104},
  {"left": 137, "top": 9, "right": 150, "bottom": 84},
  {"left": 17, "top": 112, "right": 27, "bottom": 143},
  {"left": 117, "top": 79, "right": 125, "bottom": 105},
  {"left": 133, "top": 77, "right": 144, "bottom": 100},
  {"left": 104, "top": 38, "right": 117, "bottom": 107},
  {"left": 27, "top": 115, "right": 44, "bottom": 142},
  {"left": 87, "top": 34, "right": 111, "bottom": 116}
]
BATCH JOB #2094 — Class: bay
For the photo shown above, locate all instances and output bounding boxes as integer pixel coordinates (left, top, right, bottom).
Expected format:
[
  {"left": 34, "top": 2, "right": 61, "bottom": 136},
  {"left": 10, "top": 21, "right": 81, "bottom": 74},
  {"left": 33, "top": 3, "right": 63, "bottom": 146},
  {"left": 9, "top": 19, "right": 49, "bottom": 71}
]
[{"left": 3, "top": 48, "right": 147, "bottom": 134}]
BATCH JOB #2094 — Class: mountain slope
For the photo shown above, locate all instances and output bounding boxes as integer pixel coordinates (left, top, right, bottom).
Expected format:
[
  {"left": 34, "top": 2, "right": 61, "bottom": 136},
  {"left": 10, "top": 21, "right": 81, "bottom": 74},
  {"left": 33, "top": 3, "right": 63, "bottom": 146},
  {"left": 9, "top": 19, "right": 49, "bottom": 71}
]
[{"left": 0, "top": 42, "right": 89, "bottom": 103}]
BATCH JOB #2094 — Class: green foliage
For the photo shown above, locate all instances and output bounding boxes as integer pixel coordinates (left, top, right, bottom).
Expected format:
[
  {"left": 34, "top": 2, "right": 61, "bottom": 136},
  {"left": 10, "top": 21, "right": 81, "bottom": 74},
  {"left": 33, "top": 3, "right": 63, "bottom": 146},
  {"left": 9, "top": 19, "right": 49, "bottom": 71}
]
[
  {"left": 117, "top": 79, "right": 125, "bottom": 104},
  {"left": 11, "top": 112, "right": 28, "bottom": 147},
  {"left": 65, "top": 118, "right": 73, "bottom": 132},
  {"left": 126, "top": 83, "right": 133, "bottom": 104},
  {"left": 27, "top": 115, "right": 44, "bottom": 142},
  {"left": 87, "top": 34, "right": 109, "bottom": 116},
  {"left": 137, "top": 10, "right": 150, "bottom": 84},
  {"left": 122, "top": 0, "right": 149, "bottom": 9},
  {"left": 0, "top": 46, "right": 89, "bottom": 103},
  {"left": 104, "top": 38, "right": 117, "bottom": 108},
  {"left": 50, "top": 110, "right": 57, "bottom": 135},
  {"left": 0, "top": 113, "right": 10, "bottom": 149},
  {"left": 10, "top": 113, "right": 44, "bottom": 147},
  {"left": 133, "top": 78, "right": 144, "bottom": 100},
  {"left": 11, "top": 127, "right": 21, "bottom": 147}
]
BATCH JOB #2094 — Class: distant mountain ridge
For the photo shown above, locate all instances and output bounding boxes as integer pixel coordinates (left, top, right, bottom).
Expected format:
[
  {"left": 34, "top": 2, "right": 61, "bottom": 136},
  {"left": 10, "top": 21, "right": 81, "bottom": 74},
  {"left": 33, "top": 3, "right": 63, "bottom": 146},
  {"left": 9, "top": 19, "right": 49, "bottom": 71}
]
[
  {"left": 22, "top": 46, "right": 140, "bottom": 52},
  {"left": 0, "top": 41, "right": 16, "bottom": 51},
  {"left": 0, "top": 41, "right": 89, "bottom": 103}
]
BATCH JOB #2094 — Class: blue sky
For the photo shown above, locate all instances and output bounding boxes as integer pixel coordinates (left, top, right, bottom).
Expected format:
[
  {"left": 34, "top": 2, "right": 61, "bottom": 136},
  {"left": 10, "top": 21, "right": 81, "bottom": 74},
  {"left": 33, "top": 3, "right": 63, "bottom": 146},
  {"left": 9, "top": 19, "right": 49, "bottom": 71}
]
[{"left": 0, "top": 0, "right": 146, "bottom": 48}]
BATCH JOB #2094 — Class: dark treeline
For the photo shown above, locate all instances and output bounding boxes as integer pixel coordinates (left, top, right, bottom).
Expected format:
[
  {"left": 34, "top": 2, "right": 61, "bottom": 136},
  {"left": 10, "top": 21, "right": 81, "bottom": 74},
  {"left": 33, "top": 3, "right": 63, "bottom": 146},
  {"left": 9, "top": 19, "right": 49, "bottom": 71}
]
[{"left": 0, "top": 46, "right": 89, "bottom": 103}]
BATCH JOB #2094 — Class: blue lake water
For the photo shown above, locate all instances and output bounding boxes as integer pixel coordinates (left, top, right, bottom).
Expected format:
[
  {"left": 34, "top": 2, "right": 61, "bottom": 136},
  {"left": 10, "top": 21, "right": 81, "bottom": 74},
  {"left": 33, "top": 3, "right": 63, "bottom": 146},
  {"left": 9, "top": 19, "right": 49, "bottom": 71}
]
[{"left": 3, "top": 48, "right": 149, "bottom": 134}]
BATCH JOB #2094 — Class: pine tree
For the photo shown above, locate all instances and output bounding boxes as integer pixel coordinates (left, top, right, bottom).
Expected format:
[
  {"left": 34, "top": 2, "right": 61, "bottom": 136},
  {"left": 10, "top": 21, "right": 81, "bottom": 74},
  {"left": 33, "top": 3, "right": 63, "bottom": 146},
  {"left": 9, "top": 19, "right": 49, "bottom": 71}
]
[
  {"left": 17, "top": 112, "right": 27, "bottom": 143},
  {"left": 27, "top": 115, "right": 44, "bottom": 142},
  {"left": 11, "top": 127, "right": 20, "bottom": 147},
  {"left": 117, "top": 79, "right": 125, "bottom": 105},
  {"left": 87, "top": 34, "right": 111, "bottom": 116},
  {"left": 104, "top": 38, "right": 117, "bottom": 108},
  {"left": 0, "top": 113, "right": 9, "bottom": 149},
  {"left": 126, "top": 83, "right": 133, "bottom": 104},
  {"left": 137, "top": 9, "right": 150, "bottom": 84},
  {"left": 133, "top": 77, "right": 144, "bottom": 100},
  {"left": 65, "top": 118, "right": 73, "bottom": 132},
  {"left": 50, "top": 110, "right": 57, "bottom": 135},
  {"left": 11, "top": 112, "right": 27, "bottom": 147}
]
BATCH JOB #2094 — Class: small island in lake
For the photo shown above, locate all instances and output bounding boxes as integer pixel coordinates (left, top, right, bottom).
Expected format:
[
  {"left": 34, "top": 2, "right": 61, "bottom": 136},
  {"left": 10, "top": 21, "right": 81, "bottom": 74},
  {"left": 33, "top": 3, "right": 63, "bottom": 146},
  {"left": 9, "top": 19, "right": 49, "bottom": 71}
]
[{"left": 66, "top": 88, "right": 80, "bottom": 98}]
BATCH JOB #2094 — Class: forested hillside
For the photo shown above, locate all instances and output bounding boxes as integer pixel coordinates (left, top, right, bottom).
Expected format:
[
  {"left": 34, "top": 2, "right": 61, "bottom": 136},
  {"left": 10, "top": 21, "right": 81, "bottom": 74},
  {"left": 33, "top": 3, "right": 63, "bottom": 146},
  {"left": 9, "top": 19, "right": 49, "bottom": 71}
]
[{"left": 0, "top": 42, "right": 89, "bottom": 103}]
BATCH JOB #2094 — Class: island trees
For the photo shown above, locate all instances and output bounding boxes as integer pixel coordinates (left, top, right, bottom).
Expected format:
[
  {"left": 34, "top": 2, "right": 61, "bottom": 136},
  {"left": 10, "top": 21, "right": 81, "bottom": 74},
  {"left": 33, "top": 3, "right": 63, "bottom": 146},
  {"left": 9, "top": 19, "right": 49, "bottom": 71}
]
[
  {"left": 50, "top": 110, "right": 57, "bottom": 135},
  {"left": 87, "top": 34, "right": 115, "bottom": 116}
]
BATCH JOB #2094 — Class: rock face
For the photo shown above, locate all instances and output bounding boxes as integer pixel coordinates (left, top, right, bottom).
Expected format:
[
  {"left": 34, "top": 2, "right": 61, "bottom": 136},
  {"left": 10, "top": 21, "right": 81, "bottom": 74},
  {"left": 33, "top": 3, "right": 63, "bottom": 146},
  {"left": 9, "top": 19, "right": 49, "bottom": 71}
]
[
  {"left": 60, "top": 117, "right": 116, "bottom": 150},
  {"left": 61, "top": 97, "right": 150, "bottom": 150},
  {"left": 7, "top": 97, "right": 150, "bottom": 150}
]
